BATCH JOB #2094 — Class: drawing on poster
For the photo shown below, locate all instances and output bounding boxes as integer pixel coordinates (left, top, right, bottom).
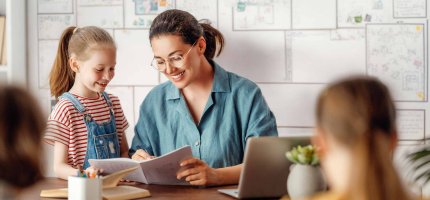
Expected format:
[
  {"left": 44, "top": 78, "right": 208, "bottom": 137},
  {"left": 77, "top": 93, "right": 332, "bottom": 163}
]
[
  {"left": 233, "top": 0, "right": 291, "bottom": 30},
  {"left": 393, "top": 0, "right": 426, "bottom": 18},
  {"left": 38, "top": 15, "right": 75, "bottom": 40},
  {"left": 38, "top": 0, "right": 73, "bottom": 14},
  {"left": 367, "top": 24, "right": 426, "bottom": 102},
  {"left": 176, "top": 0, "right": 218, "bottom": 27},
  {"left": 338, "top": 0, "right": 391, "bottom": 27},
  {"left": 397, "top": 110, "right": 425, "bottom": 139},
  {"left": 125, "top": 0, "right": 173, "bottom": 28},
  {"left": 134, "top": 0, "right": 159, "bottom": 14}
]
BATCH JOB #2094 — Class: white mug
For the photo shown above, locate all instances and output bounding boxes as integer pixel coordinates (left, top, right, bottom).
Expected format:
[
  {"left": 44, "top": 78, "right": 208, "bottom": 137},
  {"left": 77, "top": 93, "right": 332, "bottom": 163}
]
[{"left": 68, "top": 176, "right": 102, "bottom": 200}]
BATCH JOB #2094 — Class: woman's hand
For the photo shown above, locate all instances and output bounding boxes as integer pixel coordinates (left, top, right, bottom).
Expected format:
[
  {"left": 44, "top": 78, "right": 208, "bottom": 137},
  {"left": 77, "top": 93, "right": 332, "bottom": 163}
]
[
  {"left": 176, "top": 158, "right": 222, "bottom": 186},
  {"left": 131, "top": 149, "right": 155, "bottom": 160}
]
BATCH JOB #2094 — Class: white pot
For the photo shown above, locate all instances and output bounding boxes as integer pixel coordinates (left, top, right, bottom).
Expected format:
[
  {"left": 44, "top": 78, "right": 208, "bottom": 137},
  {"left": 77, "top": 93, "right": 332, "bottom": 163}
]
[{"left": 287, "top": 164, "right": 326, "bottom": 200}]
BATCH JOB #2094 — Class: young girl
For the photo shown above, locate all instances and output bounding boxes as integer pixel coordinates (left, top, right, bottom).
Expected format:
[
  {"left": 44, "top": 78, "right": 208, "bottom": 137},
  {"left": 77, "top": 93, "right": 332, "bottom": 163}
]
[
  {"left": 311, "top": 76, "right": 413, "bottom": 200},
  {"left": 45, "top": 26, "right": 129, "bottom": 180}
]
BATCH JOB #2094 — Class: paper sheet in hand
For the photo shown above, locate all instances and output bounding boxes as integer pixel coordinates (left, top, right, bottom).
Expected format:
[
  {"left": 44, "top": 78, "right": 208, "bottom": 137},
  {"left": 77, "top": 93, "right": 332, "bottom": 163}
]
[{"left": 89, "top": 145, "right": 192, "bottom": 185}]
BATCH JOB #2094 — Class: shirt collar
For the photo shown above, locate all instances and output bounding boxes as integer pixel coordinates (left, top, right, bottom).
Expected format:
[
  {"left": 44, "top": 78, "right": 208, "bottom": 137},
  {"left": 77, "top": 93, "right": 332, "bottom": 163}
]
[
  {"left": 166, "top": 61, "right": 231, "bottom": 100},
  {"left": 212, "top": 62, "right": 230, "bottom": 93}
]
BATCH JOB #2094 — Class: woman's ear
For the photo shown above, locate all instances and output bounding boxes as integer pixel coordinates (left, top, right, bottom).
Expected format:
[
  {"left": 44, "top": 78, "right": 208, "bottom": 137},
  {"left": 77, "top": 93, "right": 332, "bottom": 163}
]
[
  {"left": 197, "top": 36, "right": 206, "bottom": 55},
  {"left": 69, "top": 57, "right": 80, "bottom": 73}
]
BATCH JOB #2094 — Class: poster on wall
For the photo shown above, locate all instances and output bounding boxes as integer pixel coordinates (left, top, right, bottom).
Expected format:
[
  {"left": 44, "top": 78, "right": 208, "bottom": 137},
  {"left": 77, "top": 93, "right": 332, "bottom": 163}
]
[{"left": 366, "top": 23, "right": 426, "bottom": 102}]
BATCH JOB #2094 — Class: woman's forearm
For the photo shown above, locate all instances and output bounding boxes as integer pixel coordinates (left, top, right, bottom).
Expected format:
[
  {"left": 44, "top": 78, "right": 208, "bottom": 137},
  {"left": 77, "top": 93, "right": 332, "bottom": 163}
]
[{"left": 215, "top": 164, "right": 243, "bottom": 185}]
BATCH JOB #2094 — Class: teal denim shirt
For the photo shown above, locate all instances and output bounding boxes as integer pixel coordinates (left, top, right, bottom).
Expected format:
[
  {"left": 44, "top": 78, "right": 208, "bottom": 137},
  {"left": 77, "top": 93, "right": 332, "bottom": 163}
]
[{"left": 130, "top": 62, "right": 278, "bottom": 168}]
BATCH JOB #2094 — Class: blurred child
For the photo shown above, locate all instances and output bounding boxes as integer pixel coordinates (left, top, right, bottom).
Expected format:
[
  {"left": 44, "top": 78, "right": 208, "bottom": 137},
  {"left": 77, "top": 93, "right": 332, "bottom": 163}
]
[
  {"left": 311, "top": 76, "right": 413, "bottom": 200},
  {"left": 0, "top": 85, "right": 45, "bottom": 198},
  {"left": 45, "top": 26, "right": 129, "bottom": 180}
]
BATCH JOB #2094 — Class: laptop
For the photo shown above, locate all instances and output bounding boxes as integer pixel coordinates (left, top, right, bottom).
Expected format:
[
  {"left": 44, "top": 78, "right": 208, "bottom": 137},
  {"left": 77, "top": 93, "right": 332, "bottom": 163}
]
[{"left": 218, "top": 136, "right": 310, "bottom": 199}]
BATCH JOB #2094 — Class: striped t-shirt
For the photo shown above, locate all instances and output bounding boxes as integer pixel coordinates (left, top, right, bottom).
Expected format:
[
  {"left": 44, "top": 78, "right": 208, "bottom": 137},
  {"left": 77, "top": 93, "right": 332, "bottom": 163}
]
[{"left": 44, "top": 92, "right": 129, "bottom": 168}]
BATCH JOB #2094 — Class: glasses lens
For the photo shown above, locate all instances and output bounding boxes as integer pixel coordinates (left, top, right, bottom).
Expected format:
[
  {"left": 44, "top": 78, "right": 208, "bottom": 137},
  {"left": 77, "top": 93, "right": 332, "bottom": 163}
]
[
  {"left": 150, "top": 52, "right": 188, "bottom": 71},
  {"left": 169, "top": 56, "right": 185, "bottom": 69},
  {"left": 151, "top": 58, "right": 164, "bottom": 71}
]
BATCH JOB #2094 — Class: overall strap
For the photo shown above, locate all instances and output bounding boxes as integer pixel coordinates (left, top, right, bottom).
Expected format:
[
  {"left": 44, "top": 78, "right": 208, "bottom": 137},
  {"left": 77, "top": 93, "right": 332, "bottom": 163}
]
[
  {"left": 59, "top": 92, "right": 86, "bottom": 113},
  {"left": 101, "top": 92, "right": 113, "bottom": 108}
]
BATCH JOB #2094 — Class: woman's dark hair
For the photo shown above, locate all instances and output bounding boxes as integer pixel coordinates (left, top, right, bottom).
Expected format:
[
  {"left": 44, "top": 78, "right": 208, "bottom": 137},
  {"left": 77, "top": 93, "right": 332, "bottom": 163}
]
[{"left": 149, "top": 9, "right": 224, "bottom": 60}]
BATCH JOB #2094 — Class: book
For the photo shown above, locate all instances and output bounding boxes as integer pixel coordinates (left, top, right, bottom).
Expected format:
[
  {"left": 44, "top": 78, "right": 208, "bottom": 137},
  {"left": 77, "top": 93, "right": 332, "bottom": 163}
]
[
  {"left": 40, "top": 167, "right": 151, "bottom": 199},
  {"left": 89, "top": 145, "right": 193, "bottom": 185}
]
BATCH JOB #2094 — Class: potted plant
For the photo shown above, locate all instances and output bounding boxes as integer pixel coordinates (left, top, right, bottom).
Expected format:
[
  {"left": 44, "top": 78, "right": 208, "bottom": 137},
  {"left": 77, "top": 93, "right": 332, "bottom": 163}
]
[
  {"left": 285, "top": 145, "right": 326, "bottom": 199},
  {"left": 407, "top": 147, "right": 430, "bottom": 184}
]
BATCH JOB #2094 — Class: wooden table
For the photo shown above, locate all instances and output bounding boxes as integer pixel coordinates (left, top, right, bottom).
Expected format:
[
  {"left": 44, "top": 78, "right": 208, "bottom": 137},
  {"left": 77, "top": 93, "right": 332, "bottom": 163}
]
[{"left": 17, "top": 178, "right": 238, "bottom": 200}]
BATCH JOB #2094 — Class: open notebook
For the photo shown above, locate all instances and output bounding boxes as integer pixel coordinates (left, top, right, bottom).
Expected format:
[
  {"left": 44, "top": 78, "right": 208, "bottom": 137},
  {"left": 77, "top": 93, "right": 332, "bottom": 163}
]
[
  {"left": 40, "top": 167, "right": 150, "bottom": 200},
  {"left": 89, "top": 145, "right": 192, "bottom": 185}
]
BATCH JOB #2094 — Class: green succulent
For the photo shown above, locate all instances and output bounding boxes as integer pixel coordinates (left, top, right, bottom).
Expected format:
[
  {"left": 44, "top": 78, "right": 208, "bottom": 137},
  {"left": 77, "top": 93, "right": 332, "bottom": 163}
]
[{"left": 286, "top": 145, "right": 319, "bottom": 166}]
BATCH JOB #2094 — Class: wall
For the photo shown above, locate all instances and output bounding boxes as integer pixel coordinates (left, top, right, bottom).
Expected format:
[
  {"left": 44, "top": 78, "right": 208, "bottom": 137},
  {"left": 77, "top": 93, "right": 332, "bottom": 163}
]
[{"left": 27, "top": 0, "right": 430, "bottom": 194}]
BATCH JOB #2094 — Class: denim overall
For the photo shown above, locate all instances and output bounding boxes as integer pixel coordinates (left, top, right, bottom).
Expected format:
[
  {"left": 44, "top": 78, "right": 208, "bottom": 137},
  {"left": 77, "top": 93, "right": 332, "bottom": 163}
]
[{"left": 60, "top": 92, "right": 120, "bottom": 169}]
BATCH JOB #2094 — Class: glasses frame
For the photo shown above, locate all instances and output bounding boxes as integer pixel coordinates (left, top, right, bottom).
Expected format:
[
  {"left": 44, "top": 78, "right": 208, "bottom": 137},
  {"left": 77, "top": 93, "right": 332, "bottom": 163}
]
[{"left": 150, "top": 40, "right": 198, "bottom": 72}]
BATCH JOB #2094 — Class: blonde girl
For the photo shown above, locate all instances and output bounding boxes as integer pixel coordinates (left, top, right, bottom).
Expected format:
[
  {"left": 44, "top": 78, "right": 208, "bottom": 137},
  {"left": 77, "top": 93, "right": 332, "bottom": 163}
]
[{"left": 45, "top": 26, "right": 129, "bottom": 180}]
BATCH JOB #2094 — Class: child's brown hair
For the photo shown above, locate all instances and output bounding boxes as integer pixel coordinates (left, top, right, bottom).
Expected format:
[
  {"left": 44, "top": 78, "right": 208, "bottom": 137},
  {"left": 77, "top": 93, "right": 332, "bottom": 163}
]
[
  {"left": 316, "top": 76, "right": 411, "bottom": 200},
  {"left": 0, "top": 85, "right": 46, "bottom": 188}
]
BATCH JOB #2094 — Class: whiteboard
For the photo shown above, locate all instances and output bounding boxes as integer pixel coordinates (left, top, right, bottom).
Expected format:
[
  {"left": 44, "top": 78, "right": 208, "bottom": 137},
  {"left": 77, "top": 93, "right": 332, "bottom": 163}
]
[
  {"left": 292, "top": 0, "right": 336, "bottom": 29},
  {"left": 290, "top": 30, "right": 365, "bottom": 83},
  {"left": 28, "top": 0, "right": 430, "bottom": 141},
  {"left": 112, "top": 29, "right": 159, "bottom": 85}
]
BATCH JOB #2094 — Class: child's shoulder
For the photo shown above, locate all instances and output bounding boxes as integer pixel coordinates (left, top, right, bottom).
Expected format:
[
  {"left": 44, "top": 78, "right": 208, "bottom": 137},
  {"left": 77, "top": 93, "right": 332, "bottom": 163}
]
[
  {"left": 106, "top": 92, "right": 120, "bottom": 101},
  {"left": 50, "top": 98, "right": 78, "bottom": 117}
]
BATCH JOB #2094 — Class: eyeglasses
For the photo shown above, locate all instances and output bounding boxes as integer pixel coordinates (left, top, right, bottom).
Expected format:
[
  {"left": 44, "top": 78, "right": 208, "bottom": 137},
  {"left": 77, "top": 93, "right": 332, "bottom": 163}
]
[{"left": 150, "top": 40, "right": 197, "bottom": 72}]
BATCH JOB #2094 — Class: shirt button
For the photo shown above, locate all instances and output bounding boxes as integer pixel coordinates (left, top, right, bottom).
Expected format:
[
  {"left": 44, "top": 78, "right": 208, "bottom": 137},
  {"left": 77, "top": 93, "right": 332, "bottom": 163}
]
[{"left": 195, "top": 141, "right": 200, "bottom": 146}]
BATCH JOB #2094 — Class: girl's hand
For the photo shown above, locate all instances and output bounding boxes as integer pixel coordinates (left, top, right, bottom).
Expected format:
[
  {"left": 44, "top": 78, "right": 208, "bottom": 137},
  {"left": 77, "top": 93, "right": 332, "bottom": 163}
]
[
  {"left": 176, "top": 158, "right": 221, "bottom": 186},
  {"left": 131, "top": 149, "right": 155, "bottom": 160}
]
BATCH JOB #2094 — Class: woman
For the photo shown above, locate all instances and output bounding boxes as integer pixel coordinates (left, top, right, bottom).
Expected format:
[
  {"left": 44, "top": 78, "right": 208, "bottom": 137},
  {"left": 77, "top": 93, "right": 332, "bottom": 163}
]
[{"left": 130, "top": 9, "right": 278, "bottom": 186}]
